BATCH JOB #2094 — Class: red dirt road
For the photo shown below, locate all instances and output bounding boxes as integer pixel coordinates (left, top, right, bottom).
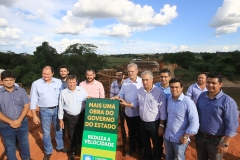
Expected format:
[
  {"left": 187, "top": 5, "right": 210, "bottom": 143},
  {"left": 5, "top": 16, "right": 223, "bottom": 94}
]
[{"left": 0, "top": 112, "right": 240, "bottom": 160}]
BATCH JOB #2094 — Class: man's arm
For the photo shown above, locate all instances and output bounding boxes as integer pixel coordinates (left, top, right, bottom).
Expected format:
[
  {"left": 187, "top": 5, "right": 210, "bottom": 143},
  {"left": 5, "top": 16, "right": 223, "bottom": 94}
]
[
  {"left": 11, "top": 102, "right": 30, "bottom": 128},
  {"left": 0, "top": 112, "right": 13, "bottom": 125},
  {"left": 30, "top": 82, "right": 41, "bottom": 124},
  {"left": 185, "top": 85, "right": 193, "bottom": 99},
  {"left": 109, "top": 82, "right": 114, "bottom": 98}
]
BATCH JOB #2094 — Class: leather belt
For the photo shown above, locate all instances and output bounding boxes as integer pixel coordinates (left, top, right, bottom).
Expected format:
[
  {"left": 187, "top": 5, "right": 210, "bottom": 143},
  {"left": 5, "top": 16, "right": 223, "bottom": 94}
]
[
  {"left": 200, "top": 131, "right": 223, "bottom": 138},
  {"left": 46, "top": 106, "right": 57, "bottom": 109}
]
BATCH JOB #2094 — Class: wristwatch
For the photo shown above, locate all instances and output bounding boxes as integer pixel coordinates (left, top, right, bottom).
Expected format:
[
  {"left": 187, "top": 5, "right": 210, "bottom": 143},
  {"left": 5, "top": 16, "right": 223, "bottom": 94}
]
[
  {"left": 159, "top": 124, "right": 164, "bottom": 128},
  {"left": 221, "top": 142, "right": 229, "bottom": 148},
  {"left": 183, "top": 136, "right": 189, "bottom": 140}
]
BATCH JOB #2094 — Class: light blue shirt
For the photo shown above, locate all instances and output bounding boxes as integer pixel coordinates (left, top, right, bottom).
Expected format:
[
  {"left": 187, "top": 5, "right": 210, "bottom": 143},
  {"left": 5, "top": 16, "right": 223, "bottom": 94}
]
[
  {"left": 135, "top": 85, "right": 167, "bottom": 122},
  {"left": 110, "top": 80, "right": 122, "bottom": 98},
  {"left": 30, "top": 78, "right": 62, "bottom": 109},
  {"left": 58, "top": 86, "right": 88, "bottom": 119},
  {"left": 118, "top": 77, "right": 142, "bottom": 117},
  {"left": 186, "top": 83, "right": 207, "bottom": 104},
  {"left": 154, "top": 82, "right": 171, "bottom": 98},
  {"left": 164, "top": 93, "right": 199, "bottom": 143},
  {"left": 197, "top": 90, "right": 238, "bottom": 137}
]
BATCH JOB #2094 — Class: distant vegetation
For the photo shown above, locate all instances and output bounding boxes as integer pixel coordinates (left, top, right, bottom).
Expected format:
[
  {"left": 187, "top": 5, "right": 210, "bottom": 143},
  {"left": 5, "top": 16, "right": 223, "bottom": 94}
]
[{"left": 1, "top": 41, "right": 240, "bottom": 86}]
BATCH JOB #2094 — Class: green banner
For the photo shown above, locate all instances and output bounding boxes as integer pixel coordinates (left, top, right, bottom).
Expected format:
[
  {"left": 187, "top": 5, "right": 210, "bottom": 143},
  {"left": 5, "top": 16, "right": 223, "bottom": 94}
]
[{"left": 81, "top": 98, "right": 119, "bottom": 160}]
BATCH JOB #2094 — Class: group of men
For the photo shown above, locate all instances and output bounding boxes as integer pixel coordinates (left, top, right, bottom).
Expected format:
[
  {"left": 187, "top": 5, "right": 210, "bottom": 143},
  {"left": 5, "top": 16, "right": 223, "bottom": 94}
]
[
  {"left": 110, "top": 64, "right": 239, "bottom": 160},
  {"left": 0, "top": 63, "right": 239, "bottom": 160}
]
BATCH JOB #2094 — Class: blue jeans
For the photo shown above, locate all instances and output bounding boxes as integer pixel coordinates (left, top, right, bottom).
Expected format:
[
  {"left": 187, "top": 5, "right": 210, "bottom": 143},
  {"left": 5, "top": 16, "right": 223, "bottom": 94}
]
[
  {"left": 164, "top": 137, "right": 189, "bottom": 160},
  {"left": 0, "top": 117, "right": 30, "bottom": 160},
  {"left": 39, "top": 107, "right": 64, "bottom": 154}
]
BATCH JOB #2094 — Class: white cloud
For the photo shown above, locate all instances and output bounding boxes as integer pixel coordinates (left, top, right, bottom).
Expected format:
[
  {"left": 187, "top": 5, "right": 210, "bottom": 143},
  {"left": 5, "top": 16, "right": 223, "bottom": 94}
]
[
  {"left": 18, "top": 36, "right": 49, "bottom": 48},
  {"left": 16, "top": 11, "right": 38, "bottom": 20},
  {"left": 55, "top": 11, "right": 93, "bottom": 35},
  {"left": 55, "top": 0, "right": 178, "bottom": 36},
  {"left": 0, "top": 0, "right": 16, "bottom": 7},
  {"left": 179, "top": 45, "right": 188, "bottom": 50},
  {"left": 210, "top": 0, "right": 240, "bottom": 34},
  {"left": 0, "top": 18, "right": 8, "bottom": 27},
  {"left": 0, "top": 27, "right": 23, "bottom": 39}
]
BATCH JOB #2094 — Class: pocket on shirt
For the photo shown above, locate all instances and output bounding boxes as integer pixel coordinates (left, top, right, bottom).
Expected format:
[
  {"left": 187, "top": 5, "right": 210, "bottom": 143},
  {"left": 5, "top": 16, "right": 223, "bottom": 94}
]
[{"left": 15, "top": 98, "right": 23, "bottom": 106}]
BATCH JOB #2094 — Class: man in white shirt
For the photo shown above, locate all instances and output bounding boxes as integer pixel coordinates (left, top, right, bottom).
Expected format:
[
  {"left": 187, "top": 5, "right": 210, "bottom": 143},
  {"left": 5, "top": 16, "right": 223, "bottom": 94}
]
[{"left": 59, "top": 75, "right": 88, "bottom": 160}]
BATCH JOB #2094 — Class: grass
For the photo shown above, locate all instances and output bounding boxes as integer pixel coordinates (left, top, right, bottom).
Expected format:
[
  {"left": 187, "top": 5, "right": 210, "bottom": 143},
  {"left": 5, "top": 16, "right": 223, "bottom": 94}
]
[{"left": 106, "top": 57, "right": 132, "bottom": 68}]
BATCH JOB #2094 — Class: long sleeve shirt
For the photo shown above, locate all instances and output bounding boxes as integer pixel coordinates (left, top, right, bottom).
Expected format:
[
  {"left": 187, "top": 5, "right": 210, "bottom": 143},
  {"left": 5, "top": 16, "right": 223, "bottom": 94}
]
[
  {"left": 135, "top": 85, "right": 167, "bottom": 122},
  {"left": 186, "top": 83, "right": 207, "bottom": 104},
  {"left": 110, "top": 80, "right": 121, "bottom": 98},
  {"left": 197, "top": 90, "right": 239, "bottom": 137},
  {"left": 79, "top": 80, "right": 105, "bottom": 98},
  {"left": 118, "top": 77, "right": 142, "bottom": 117},
  {"left": 30, "top": 78, "right": 62, "bottom": 109},
  {"left": 58, "top": 86, "right": 88, "bottom": 119},
  {"left": 154, "top": 82, "right": 171, "bottom": 98},
  {"left": 164, "top": 93, "right": 199, "bottom": 143}
]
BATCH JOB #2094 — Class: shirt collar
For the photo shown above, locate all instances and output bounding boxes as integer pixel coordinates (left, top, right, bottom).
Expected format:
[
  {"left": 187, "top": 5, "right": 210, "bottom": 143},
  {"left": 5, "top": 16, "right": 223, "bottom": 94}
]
[
  {"left": 158, "top": 82, "right": 169, "bottom": 90},
  {"left": 1, "top": 86, "right": 18, "bottom": 92},
  {"left": 169, "top": 92, "right": 184, "bottom": 101},
  {"left": 205, "top": 90, "right": 223, "bottom": 99},
  {"left": 126, "top": 76, "right": 141, "bottom": 83},
  {"left": 66, "top": 86, "right": 82, "bottom": 93},
  {"left": 144, "top": 85, "right": 155, "bottom": 93},
  {"left": 41, "top": 78, "right": 55, "bottom": 83},
  {"left": 85, "top": 80, "right": 96, "bottom": 85}
]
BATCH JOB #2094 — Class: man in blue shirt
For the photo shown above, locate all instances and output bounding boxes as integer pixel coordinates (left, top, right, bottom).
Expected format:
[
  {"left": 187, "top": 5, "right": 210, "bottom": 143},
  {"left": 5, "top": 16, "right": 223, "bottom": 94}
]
[
  {"left": 30, "top": 66, "right": 66, "bottom": 160},
  {"left": 186, "top": 73, "right": 207, "bottom": 104},
  {"left": 155, "top": 68, "right": 171, "bottom": 98},
  {"left": 110, "top": 69, "right": 125, "bottom": 98},
  {"left": 196, "top": 72, "right": 239, "bottom": 160},
  {"left": 58, "top": 75, "right": 88, "bottom": 160},
  {"left": 59, "top": 65, "right": 69, "bottom": 89},
  {"left": 164, "top": 78, "right": 199, "bottom": 160},
  {"left": 111, "top": 63, "right": 143, "bottom": 156},
  {"left": 122, "top": 70, "right": 167, "bottom": 160},
  {"left": 0, "top": 71, "right": 32, "bottom": 160}
]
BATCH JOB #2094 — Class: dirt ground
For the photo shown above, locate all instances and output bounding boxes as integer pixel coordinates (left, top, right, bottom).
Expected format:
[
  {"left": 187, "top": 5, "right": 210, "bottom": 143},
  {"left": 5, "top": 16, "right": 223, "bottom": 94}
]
[{"left": 0, "top": 111, "right": 240, "bottom": 160}]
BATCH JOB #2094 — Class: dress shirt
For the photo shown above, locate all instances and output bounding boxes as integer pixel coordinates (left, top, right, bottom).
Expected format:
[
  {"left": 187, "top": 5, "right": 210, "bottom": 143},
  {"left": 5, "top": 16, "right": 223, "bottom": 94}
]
[
  {"left": 110, "top": 80, "right": 122, "bottom": 98},
  {"left": 30, "top": 78, "right": 62, "bottom": 109},
  {"left": 186, "top": 83, "right": 207, "bottom": 104},
  {"left": 154, "top": 82, "right": 171, "bottom": 98},
  {"left": 135, "top": 85, "right": 167, "bottom": 122},
  {"left": 79, "top": 80, "right": 105, "bottom": 98},
  {"left": 164, "top": 93, "right": 199, "bottom": 143},
  {"left": 0, "top": 86, "right": 29, "bottom": 120},
  {"left": 197, "top": 90, "right": 238, "bottom": 137},
  {"left": 118, "top": 77, "right": 142, "bottom": 117},
  {"left": 58, "top": 86, "right": 88, "bottom": 119}
]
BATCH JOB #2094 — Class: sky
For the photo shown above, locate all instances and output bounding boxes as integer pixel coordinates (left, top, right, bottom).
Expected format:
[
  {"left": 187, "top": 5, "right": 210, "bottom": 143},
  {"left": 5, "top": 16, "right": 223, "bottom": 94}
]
[{"left": 0, "top": 0, "right": 240, "bottom": 54}]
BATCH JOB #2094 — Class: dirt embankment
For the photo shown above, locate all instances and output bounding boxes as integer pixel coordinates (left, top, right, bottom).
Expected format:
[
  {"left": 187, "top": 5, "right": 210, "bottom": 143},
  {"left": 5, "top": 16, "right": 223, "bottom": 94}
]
[{"left": 1, "top": 111, "right": 240, "bottom": 160}]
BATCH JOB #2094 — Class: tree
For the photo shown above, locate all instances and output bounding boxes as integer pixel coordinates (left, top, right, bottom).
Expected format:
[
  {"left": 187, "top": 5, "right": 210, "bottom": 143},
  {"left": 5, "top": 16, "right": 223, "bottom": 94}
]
[{"left": 62, "top": 43, "right": 98, "bottom": 56}]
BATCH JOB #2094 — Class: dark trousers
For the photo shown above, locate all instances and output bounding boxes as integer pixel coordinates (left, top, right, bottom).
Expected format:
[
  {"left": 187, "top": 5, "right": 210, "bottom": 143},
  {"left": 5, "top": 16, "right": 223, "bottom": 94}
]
[
  {"left": 195, "top": 132, "right": 223, "bottom": 160},
  {"left": 140, "top": 119, "right": 163, "bottom": 160},
  {"left": 63, "top": 109, "right": 85, "bottom": 152},
  {"left": 125, "top": 114, "right": 142, "bottom": 151}
]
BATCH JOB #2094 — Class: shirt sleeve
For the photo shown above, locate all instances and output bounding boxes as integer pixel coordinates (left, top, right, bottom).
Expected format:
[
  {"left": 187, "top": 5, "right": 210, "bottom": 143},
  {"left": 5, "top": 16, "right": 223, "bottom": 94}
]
[
  {"left": 110, "top": 82, "right": 114, "bottom": 98},
  {"left": 159, "top": 92, "right": 167, "bottom": 120},
  {"left": 21, "top": 88, "right": 30, "bottom": 105},
  {"left": 118, "top": 85, "right": 124, "bottom": 98},
  {"left": 30, "top": 81, "right": 38, "bottom": 110},
  {"left": 58, "top": 91, "right": 64, "bottom": 120},
  {"left": 185, "top": 99, "right": 199, "bottom": 135},
  {"left": 99, "top": 83, "right": 105, "bottom": 98},
  {"left": 185, "top": 85, "right": 193, "bottom": 99},
  {"left": 224, "top": 99, "right": 239, "bottom": 137}
]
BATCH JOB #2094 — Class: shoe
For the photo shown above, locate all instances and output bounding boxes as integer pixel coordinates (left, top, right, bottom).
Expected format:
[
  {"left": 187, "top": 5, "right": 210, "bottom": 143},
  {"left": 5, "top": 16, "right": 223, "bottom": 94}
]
[
  {"left": 125, "top": 148, "right": 136, "bottom": 156},
  {"left": 56, "top": 147, "right": 68, "bottom": 153},
  {"left": 68, "top": 152, "right": 75, "bottom": 160},
  {"left": 43, "top": 154, "right": 51, "bottom": 160}
]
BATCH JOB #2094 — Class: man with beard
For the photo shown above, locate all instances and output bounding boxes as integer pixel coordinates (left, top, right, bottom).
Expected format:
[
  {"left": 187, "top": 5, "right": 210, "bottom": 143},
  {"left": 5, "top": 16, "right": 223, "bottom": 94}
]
[
  {"left": 110, "top": 69, "right": 125, "bottom": 98},
  {"left": 59, "top": 65, "right": 69, "bottom": 89},
  {"left": 196, "top": 72, "right": 239, "bottom": 160},
  {"left": 186, "top": 73, "right": 207, "bottom": 104},
  {"left": 79, "top": 69, "right": 105, "bottom": 98},
  {"left": 155, "top": 68, "right": 172, "bottom": 98},
  {"left": 0, "top": 70, "right": 32, "bottom": 160}
]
